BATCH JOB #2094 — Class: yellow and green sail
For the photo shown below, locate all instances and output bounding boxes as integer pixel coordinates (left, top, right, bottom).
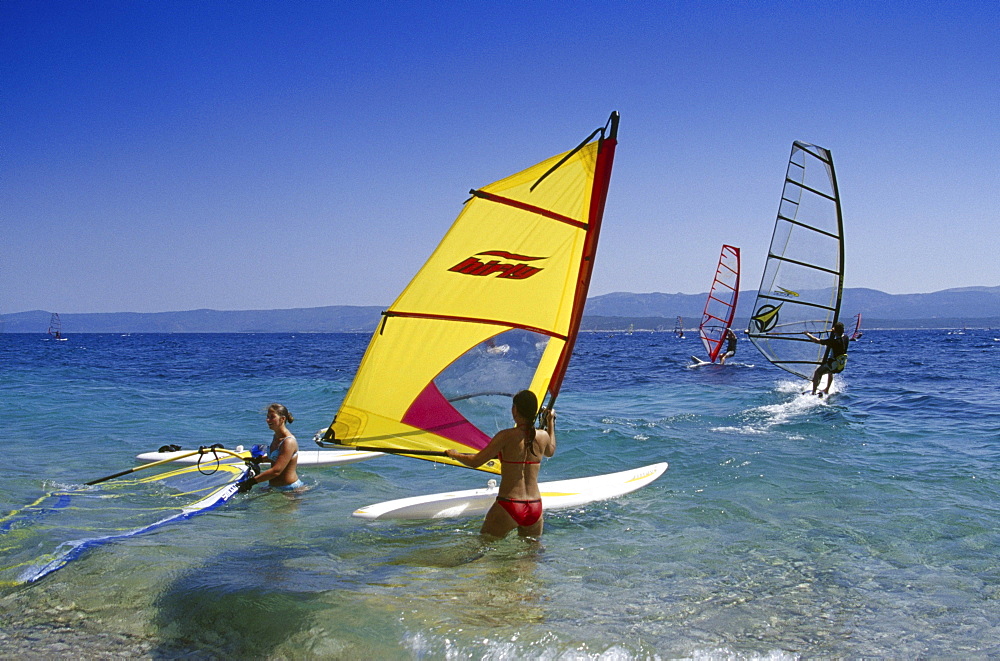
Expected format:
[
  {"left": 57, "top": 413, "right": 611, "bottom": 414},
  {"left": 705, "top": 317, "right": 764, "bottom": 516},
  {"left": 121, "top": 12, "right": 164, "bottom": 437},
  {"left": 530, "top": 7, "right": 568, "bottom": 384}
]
[{"left": 321, "top": 113, "right": 619, "bottom": 473}]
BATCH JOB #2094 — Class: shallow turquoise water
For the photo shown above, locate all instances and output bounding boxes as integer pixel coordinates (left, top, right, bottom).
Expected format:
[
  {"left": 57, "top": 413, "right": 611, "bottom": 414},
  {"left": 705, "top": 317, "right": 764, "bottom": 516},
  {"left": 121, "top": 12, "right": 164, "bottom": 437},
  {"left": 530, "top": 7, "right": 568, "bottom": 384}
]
[{"left": 1, "top": 329, "right": 998, "bottom": 657}]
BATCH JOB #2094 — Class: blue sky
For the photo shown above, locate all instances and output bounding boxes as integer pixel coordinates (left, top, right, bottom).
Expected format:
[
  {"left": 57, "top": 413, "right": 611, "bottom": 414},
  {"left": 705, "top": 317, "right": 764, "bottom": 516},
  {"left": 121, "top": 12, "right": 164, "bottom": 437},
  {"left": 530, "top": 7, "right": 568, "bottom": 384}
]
[{"left": 3, "top": 1, "right": 998, "bottom": 314}]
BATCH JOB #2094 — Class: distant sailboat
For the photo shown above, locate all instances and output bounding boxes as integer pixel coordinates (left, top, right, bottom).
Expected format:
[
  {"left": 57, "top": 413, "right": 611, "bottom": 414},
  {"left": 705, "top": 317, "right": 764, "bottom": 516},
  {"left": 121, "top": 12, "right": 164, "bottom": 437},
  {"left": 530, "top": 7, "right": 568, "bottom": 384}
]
[
  {"left": 674, "top": 316, "right": 684, "bottom": 339},
  {"left": 850, "top": 312, "right": 862, "bottom": 339},
  {"left": 47, "top": 313, "right": 67, "bottom": 341},
  {"left": 746, "top": 142, "right": 844, "bottom": 381},
  {"left": 696, "top": 245, "right": 741, "bottom": 363}
]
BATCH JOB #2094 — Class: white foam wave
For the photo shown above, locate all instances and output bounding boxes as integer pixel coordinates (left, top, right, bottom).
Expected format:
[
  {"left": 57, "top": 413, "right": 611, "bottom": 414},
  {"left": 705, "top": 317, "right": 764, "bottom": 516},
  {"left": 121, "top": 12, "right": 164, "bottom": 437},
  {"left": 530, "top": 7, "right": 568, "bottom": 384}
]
[
  {"left": 727, "top": 379, "right": 843, "bottom": 434},
  {"left": 404, "top": 629, "right": 797, "bottom": 661}
]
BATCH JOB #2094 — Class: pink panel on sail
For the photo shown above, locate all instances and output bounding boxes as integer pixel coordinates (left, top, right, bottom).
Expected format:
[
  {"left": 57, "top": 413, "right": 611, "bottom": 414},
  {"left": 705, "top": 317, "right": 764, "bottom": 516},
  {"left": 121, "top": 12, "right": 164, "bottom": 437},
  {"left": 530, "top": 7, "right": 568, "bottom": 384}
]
[{"left": 402, "top": 381, "right": 491, "bottom": 450}]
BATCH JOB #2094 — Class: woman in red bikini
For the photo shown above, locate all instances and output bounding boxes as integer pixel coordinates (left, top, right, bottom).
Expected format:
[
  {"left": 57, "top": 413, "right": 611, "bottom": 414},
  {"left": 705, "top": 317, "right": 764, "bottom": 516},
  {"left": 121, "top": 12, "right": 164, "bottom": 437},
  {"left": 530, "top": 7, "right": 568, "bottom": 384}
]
[{"left": 445, "top": 390, "right": 556, "bottom": 539}]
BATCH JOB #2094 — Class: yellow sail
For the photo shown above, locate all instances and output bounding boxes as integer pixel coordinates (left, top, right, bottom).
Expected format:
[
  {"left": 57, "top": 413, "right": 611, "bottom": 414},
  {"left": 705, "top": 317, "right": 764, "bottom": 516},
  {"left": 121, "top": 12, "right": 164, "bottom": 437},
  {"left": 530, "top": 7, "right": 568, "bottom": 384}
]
[{"left": 321, "top": 113, "right": 619, "bottom": 472}]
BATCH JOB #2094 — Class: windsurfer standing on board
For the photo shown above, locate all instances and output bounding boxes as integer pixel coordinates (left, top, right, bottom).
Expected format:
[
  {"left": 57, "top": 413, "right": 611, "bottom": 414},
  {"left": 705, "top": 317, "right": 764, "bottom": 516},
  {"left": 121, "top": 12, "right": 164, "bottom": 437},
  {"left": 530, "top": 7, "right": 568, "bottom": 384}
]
[
  {"left": 445, "top": 390, "right": 556, "bottom": 539},
  {"left": 804, "top": 321, "right": 860, "bottom": 396},
  {"left": 237, "top": 403, "right": 302, "bottom": 492},
  {"left": 719, "top": 328, "right": 738, "bottom": 365}
]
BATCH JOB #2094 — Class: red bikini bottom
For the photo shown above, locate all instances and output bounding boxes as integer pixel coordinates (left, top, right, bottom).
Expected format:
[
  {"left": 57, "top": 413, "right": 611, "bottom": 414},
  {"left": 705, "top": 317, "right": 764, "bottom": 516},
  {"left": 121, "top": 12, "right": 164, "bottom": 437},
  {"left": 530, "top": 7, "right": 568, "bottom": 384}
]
[{"left": 496, "top": 497, "right": 543, "bottom": 526}]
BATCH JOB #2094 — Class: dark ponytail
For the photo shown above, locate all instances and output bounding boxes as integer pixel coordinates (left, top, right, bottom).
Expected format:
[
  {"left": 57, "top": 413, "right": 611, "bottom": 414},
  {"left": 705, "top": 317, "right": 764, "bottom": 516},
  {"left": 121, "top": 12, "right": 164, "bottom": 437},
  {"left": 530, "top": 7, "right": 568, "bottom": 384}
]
[
  {"left": 512, "top": 390, "right": 539, "bottom": 457},
  {"left": 268, "top": 403, "right": 294, "bottom": 424}
]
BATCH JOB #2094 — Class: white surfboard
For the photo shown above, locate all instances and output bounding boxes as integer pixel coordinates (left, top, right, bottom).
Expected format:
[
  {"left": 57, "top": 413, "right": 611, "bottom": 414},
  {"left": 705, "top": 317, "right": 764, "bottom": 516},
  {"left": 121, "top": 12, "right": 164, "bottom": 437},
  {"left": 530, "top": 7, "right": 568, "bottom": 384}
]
[
  {"left": 688, "top": 355, "right": 714, "bottom": 368},
  {"left": 353, "top": 462, "right": 668, "bottom": 520},
  {"left": 135, "top": 447, "right": 382, "bottom": 466}
]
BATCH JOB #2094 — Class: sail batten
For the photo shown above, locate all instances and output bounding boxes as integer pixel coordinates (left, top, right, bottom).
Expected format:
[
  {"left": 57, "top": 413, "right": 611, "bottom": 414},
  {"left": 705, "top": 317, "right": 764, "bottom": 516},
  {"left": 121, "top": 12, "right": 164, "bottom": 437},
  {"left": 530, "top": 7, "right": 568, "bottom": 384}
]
[
  {"left": 755, "top": 295, "right": 837, "bottom": 312},
  {"left": 768, "top": 255, "right": 841, "bottom": 275},
  {"left": 382, "top": 310, "right": 570, "bottom": 339},
  {"left": 470, "top": 190, "right": 589, "bottom": 229},
  {"left": 747, "top": 142, "right": 845, "bottom": 380},
  {"left": 321, "top": 113, "right": 619, "bottom": 472},
  {"left": 785, "top": 179, "right": 837, "bottom": 202},
  {"left": 776, "top": 215, "right": 841, "bottom": 239}
]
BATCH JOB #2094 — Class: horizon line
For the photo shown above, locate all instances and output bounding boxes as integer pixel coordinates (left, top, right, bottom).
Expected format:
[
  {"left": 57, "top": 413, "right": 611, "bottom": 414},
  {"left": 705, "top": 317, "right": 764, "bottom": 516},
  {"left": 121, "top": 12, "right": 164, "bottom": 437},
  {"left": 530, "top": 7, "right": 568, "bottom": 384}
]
[{"left": 5, "top": 284, "right": 999, "bottom": 317}]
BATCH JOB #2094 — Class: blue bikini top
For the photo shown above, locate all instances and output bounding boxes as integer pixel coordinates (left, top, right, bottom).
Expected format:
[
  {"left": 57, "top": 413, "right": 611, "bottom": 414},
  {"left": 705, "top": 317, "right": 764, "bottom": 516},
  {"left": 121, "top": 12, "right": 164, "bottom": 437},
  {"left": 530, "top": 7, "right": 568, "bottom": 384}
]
[{"left": 268, "top": 436, "right": 298, "bottom": 463}]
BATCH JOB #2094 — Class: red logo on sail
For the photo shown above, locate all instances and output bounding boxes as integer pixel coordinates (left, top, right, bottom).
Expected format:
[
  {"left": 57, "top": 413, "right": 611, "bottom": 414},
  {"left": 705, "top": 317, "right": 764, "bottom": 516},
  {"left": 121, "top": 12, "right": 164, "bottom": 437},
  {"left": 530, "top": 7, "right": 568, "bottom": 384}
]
[{"left": 448, "top": 251, "right": 546, "bottom": 280}]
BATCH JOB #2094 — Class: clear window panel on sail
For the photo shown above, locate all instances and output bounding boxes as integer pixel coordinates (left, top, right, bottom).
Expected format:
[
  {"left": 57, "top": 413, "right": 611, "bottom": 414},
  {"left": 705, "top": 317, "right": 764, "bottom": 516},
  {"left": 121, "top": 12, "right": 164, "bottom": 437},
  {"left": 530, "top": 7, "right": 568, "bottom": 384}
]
[{"left": 432, "top": 328, "right": 550, "bottom": 436}]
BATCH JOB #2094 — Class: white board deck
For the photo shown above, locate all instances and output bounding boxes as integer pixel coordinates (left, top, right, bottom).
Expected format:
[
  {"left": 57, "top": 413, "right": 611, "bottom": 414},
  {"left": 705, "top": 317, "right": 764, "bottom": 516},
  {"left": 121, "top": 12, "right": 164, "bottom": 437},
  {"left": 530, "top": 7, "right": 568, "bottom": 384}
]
[
  {"left": 353, "top": 462, "right": 668, "bottom": 520},
  {"left": 136, "top": 447, "right": 382, "bottom": 466}
]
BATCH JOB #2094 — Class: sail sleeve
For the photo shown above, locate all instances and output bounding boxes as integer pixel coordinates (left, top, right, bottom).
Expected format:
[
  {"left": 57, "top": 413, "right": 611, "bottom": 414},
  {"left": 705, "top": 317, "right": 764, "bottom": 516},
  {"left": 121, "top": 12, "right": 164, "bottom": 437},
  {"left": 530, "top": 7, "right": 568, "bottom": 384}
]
[
  {"left": 699, "top": 245, "right": 741, "bottom": 362},
  {"left": 324, "top": 115, "right": 619, "bottom": 472},
  {"left": 746, "top": 142, "right": 844, "bottom": 380}
]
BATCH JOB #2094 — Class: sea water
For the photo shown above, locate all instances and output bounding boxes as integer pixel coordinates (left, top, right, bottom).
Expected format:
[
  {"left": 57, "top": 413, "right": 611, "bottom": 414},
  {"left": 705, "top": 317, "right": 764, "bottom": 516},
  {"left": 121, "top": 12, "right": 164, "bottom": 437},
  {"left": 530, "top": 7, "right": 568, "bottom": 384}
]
[{"left": 1, "top": 329, "right": 998, "bottom": 658}]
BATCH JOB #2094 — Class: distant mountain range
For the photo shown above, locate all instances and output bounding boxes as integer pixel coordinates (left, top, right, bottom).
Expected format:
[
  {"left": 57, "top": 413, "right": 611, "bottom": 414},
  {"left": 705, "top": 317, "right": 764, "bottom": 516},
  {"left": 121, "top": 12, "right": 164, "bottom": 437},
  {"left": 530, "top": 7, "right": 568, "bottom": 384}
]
[
  {"left": 3, "top": 286, "right": 998, "bottom": 333},
  {"left": 584, "top": 285, "right": 1000, "bottom": 330},
  {"left": 2, "top": 306, "right": 383, "bottom": 334}
]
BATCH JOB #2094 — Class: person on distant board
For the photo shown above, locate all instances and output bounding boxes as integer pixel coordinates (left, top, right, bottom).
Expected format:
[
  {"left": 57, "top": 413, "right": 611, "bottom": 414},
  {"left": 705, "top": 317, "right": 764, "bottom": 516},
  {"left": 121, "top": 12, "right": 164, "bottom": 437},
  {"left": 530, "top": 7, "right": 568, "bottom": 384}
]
[
  {"left": 804, "top": 321, "right": 861, "bottom": 396},
  {"left": 719, "top": 328, "right": 738, "bottom": 365},
  {"left": 237, "top": 403, "right": 302, "bottom": 492},
  {"left": 445, "top": 390, "right": 556, "bottom": 539}
]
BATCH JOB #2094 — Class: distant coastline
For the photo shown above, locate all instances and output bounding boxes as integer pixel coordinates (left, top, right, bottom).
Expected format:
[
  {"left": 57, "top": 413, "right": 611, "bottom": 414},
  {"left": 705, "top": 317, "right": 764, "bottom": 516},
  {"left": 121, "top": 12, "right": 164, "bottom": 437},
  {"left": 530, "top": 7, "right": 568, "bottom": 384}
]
[
  {"left": 3, "top": 286, "right": 997, "bottom": 333},
  {"left": 581, "top": 317, "right": 999, "bottom": 332}
]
